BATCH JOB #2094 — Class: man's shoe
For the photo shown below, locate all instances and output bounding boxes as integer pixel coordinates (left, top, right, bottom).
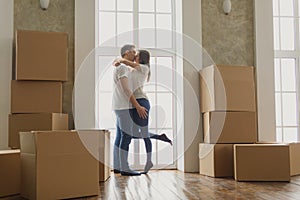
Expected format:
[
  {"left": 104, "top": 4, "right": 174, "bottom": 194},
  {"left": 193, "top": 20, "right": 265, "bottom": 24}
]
[
  {"left": 121, "top": 170, "right": 141, "bottom": 176},
  {"left": 114, "top": 169, "right": 121, "bottom": 174}
]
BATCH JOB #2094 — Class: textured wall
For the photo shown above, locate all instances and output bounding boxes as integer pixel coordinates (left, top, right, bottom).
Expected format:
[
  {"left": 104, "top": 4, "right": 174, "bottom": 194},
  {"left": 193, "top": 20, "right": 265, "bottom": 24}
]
[
  {"left": 14, "top": 0, "right": 74, "bottom": 128},
  {"left": 202, "top": 0, "right": 254, "bottom": 66}
]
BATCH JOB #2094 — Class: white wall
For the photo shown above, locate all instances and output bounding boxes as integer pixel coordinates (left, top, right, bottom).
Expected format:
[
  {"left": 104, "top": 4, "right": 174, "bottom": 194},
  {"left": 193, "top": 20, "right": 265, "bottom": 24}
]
[
  {"left": 74, "top": 0, "right": 96, "bottom": 129},
  {"left": 181, "top": 0, "right": 202, "bottom": 173},
  {"left": 254, "top": 0, "right": 276, "bottom": 141},
  {"left": 0, "top": 0, "right": 13, "bottom": 149}
]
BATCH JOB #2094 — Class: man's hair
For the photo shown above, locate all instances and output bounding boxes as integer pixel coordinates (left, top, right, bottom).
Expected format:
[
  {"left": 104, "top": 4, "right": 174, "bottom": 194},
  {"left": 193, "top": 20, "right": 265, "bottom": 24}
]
[{"left": 120, "top": 44, "right": 135, "bottom": 57}]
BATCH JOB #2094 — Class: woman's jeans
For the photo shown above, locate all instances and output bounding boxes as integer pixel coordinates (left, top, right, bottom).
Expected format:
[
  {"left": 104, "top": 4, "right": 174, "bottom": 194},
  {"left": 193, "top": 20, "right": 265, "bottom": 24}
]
[{"left": 130, "top": 98, "right": 152, "bottom": 163}]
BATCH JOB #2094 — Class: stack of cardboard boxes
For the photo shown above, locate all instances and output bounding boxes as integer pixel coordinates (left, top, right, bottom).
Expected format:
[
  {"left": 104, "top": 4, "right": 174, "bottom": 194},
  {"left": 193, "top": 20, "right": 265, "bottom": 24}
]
[
  {"left": 0, "top": 30, "right": 111, "bottom": 199},
  {"left": 199, "top": 65, "right": 299, "bottom": 182},
  {"left": 9, "top": 30, "right": 69, "bottom": 149}
]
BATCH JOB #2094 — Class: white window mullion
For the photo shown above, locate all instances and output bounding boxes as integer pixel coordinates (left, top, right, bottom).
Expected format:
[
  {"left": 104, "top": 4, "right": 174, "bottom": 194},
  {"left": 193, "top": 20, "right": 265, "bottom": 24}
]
[
  {"left": 133, "top": 0, "right": 138, "bottom": 45},
  {"left": 297, "top": 57, "right": 300, "bottom": 140},
  {"left": 295, "top": 0, "right": 300, "bottom": 140},
  {"left": 279, "top": 59, "right": 284, "bottom": 141},
  {"left": 294, "top": 0, "right": 299, "bottom": 51},
  {"left": 114, "top": 0, "right": 117, "bottom": 47}
]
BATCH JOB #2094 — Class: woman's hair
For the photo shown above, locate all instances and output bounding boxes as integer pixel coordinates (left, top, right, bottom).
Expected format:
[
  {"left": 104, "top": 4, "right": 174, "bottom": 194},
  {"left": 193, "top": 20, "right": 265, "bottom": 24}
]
[{"left": 138, "top": 50, "right": 151, "bottom": 82}]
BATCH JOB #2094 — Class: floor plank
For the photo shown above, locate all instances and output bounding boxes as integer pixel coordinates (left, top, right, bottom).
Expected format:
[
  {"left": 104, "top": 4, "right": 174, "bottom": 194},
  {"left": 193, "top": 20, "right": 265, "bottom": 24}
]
[{"left": 2, "top": 170, "right": 300, "bottom": 200}]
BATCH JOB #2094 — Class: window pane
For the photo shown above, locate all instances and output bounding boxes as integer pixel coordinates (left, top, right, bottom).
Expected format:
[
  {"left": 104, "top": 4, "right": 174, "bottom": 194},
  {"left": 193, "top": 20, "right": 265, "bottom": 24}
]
[
  {"left": 150, "top": 134, "right": 157, "bottom": 165},
  {"left": 139, "top": 14, "right": 155, "bottom": 47},
  {"left": 99, "top": 0, "right": 115, "bottom": 11},
  {"left": 157, "top": 57, "right": 172, "bottom": 91},
  {"left": 139, "top": 0, "right": 155, "bottom": 12},
  {"left": 147, "top": 93, "right": 156, "bottom": 129},
  {"left": 157, "top": 93, "right": 173, "bottom": 128},
  {"left": 144, "top": 57, "right": 156, "bottom": 92},
  {"left": 98, "top": 92, "right": 115, "bottom": 128},
  {"left": 276, "top": 127, "right": 283, "bottom": 142},
  {"left": 128, "top": 139, "right": 135, "bottom": 164},
  {"left": 282, "top": 93, "right": 297, "bottom": 126},
  {"left": 281, "top": 59, "right": 296, "bottom": 91},
  {"left": 274, "top": 58, "right": 281, "bottom": 91},
  {"left": 99, "top": 12, "right": 116, "bottom": 46},
  {"left": 280, "top": 18, "right": 295, "bottom": 50},
  {"left": 275, "top": 93, "right": 282, "bottom": 126},
  {"left": 139, "top": 139, "right": 147, "bottom": 165},
  {"left": 156, "top": 0, "right": 172, "bottom": 13},
  {"left": 117, "top": 0, "right": 133, "bottom": 11},
  {"left": 98, "top": 56, "right": 115, "bottom": 91},
  {"left": 156, "top": 14, "right": 172, "bottom": 48},
  {"left": 273, "top": 17, "right": 280, "bottom": 50},
  {"left": 273, "top": 0, "right": 279, "bottom": 16},
  {"left": 283, "top": 128, "right": 298, "bottom": 142},
  {"left": 157, "top": 129, "right": 173, "bottom": 165},
  {"left": 117, "top": 13, "right": 133, "bottom": 46},
  {"left": 279, "top": 0, "right": 294, "bottom": 16}
]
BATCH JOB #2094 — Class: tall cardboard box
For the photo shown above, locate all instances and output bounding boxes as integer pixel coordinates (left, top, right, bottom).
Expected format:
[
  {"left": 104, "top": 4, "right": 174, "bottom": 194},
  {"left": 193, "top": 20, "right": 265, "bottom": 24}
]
[
  {"left": 11, "top": 80, "right": 62, "bottom": 114},
  {"left": 0, "top": 150, "right": 20, "bottom": 197},
  {"left": 203, "top": 111, "right": 257, "bottom": 143},
  {"left": 200, "top": 65, "right": 256, "bottom": 113},
  {"left": 20, "top": 131, "right": 99, "bottom": 200},
  {"left": 15, "top": 30, "right": 68, "bottom": 81},
  {"left": 199, "top": 144, "right": 233, "bottom": 177},
  {"left": 9, "top": 113, "right": 68, "bottom": 149},
  {"left": 289, "top": 142, "right": 300, "bottom": 176},
  {"left": 234, "top": 144, "right": 290, "bottom": 181},
  {"left": 77, "top": 130, "right": 111, "bottom": 182}
]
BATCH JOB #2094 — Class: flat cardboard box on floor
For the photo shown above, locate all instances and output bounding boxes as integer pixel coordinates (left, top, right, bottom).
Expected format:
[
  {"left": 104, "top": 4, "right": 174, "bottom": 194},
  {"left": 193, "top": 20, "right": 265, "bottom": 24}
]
[
  {"left": 77, "top": 130, "right": 111, "bottom": 182},
  {"left": 203, "top": 111, "right": 257, "bottom": 143},
  {"left": 0, "top": 150, "right": 20, "bottom": 197},
  {"left": 234, "top": 144, "right": 290, "bottom": 181},
  {"left": 11, "top": 80, "right": 62, "bottom": 114},
  {"left": 15, "top": 30, "right": 68, "bottom": 81},
  {"left": 199, "top": 143, "right": 233, "bottom": 177},
  {"left": 289, "top": 142, "right": 300, "bottom": 176},
  {"left": 9, "top": 113, "right": 68, "bottom": 149},
  {"left": 20, "top": 131, "right": 99, "bottom": 200},
  {"left": 199, "top": 65, "right": 256, "bottom": 113}
]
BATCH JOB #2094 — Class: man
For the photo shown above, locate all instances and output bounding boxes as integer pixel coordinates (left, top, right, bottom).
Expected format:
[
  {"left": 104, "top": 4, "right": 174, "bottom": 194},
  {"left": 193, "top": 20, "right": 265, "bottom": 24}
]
[{"left": 112, "top": 44, "right": 147, "bottom": 176}]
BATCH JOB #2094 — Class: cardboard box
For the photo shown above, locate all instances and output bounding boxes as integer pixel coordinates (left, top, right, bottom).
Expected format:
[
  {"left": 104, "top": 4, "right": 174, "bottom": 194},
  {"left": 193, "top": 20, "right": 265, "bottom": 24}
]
[
  {"left": 15, "top": 30, "right": 68, "bottom": 81},
  {"left": 199, "top": 143, "right": 233, "bottom": 177},
  {"left": 77, "top": 130, "right": 111, "bottom": 182},
  {"left": 0, "top": 150, "right": 20, "bottom": 197},
  {"left": 9, "top": 113, "right": 68, "bottom": 149},
  {"left": 11, "top": 80, "right": 62, "bottom": 114},
  {"left": 200, "top": 65, "right": 256, "bottom": 113},
  {"left": 289, "top": 142, "right": 300, "bottom": 176},
  {"left": 20, "top": 131, "right": 99, "bottom": 200},
  {"left": 203, "top": 111, "right": 257, "bottom": 143},
  {"left": 234, "top": 144, "right": 290, "bottom": 181}
]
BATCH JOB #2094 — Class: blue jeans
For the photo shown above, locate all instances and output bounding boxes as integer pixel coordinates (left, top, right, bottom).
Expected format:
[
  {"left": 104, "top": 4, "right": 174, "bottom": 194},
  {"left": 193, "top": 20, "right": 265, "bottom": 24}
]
[
  {"left": 130, "top": 98, "right": 152, "bottom": 162},
  {"left": 113, "top": 109, "right": 133, "bottom": 171}
]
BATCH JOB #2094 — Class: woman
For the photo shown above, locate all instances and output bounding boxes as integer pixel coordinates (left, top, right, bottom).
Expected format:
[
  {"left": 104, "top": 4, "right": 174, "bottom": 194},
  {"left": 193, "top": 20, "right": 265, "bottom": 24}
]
[{"left": 115, "top": 50, "right": 172, "bottom": 173}]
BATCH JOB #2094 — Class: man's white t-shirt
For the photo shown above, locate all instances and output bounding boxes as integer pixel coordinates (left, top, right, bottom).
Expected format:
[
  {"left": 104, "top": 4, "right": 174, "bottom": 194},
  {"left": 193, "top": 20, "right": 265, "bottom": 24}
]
[
  {"left": 112, "top": 64, "right": 133, "bottom": 110},
  {"left": 131, "top": 64, "right": 149, "bottom": 100}
]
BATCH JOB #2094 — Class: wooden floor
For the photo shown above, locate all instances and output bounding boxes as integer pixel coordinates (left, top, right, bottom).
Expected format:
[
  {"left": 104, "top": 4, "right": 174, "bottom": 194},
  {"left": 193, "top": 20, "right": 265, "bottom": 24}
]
[{"left": 3, "top": 170, "right": 300, "bottom": 200}]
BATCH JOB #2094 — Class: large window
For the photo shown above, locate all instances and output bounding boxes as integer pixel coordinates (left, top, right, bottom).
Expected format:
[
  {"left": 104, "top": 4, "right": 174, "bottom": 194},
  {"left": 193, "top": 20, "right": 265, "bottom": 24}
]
[
  {"left": 273, "top": 0, "right": 300, "bottom": 142},
  {"left": 96, "top": 0, "right": 177, "bottom": 169}
]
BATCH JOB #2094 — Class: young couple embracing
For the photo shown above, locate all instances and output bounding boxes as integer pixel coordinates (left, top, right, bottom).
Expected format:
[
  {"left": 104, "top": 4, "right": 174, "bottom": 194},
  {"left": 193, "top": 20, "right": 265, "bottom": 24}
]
[{"left": 112, "top": 44, "right": 172, "bottom": 176}]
